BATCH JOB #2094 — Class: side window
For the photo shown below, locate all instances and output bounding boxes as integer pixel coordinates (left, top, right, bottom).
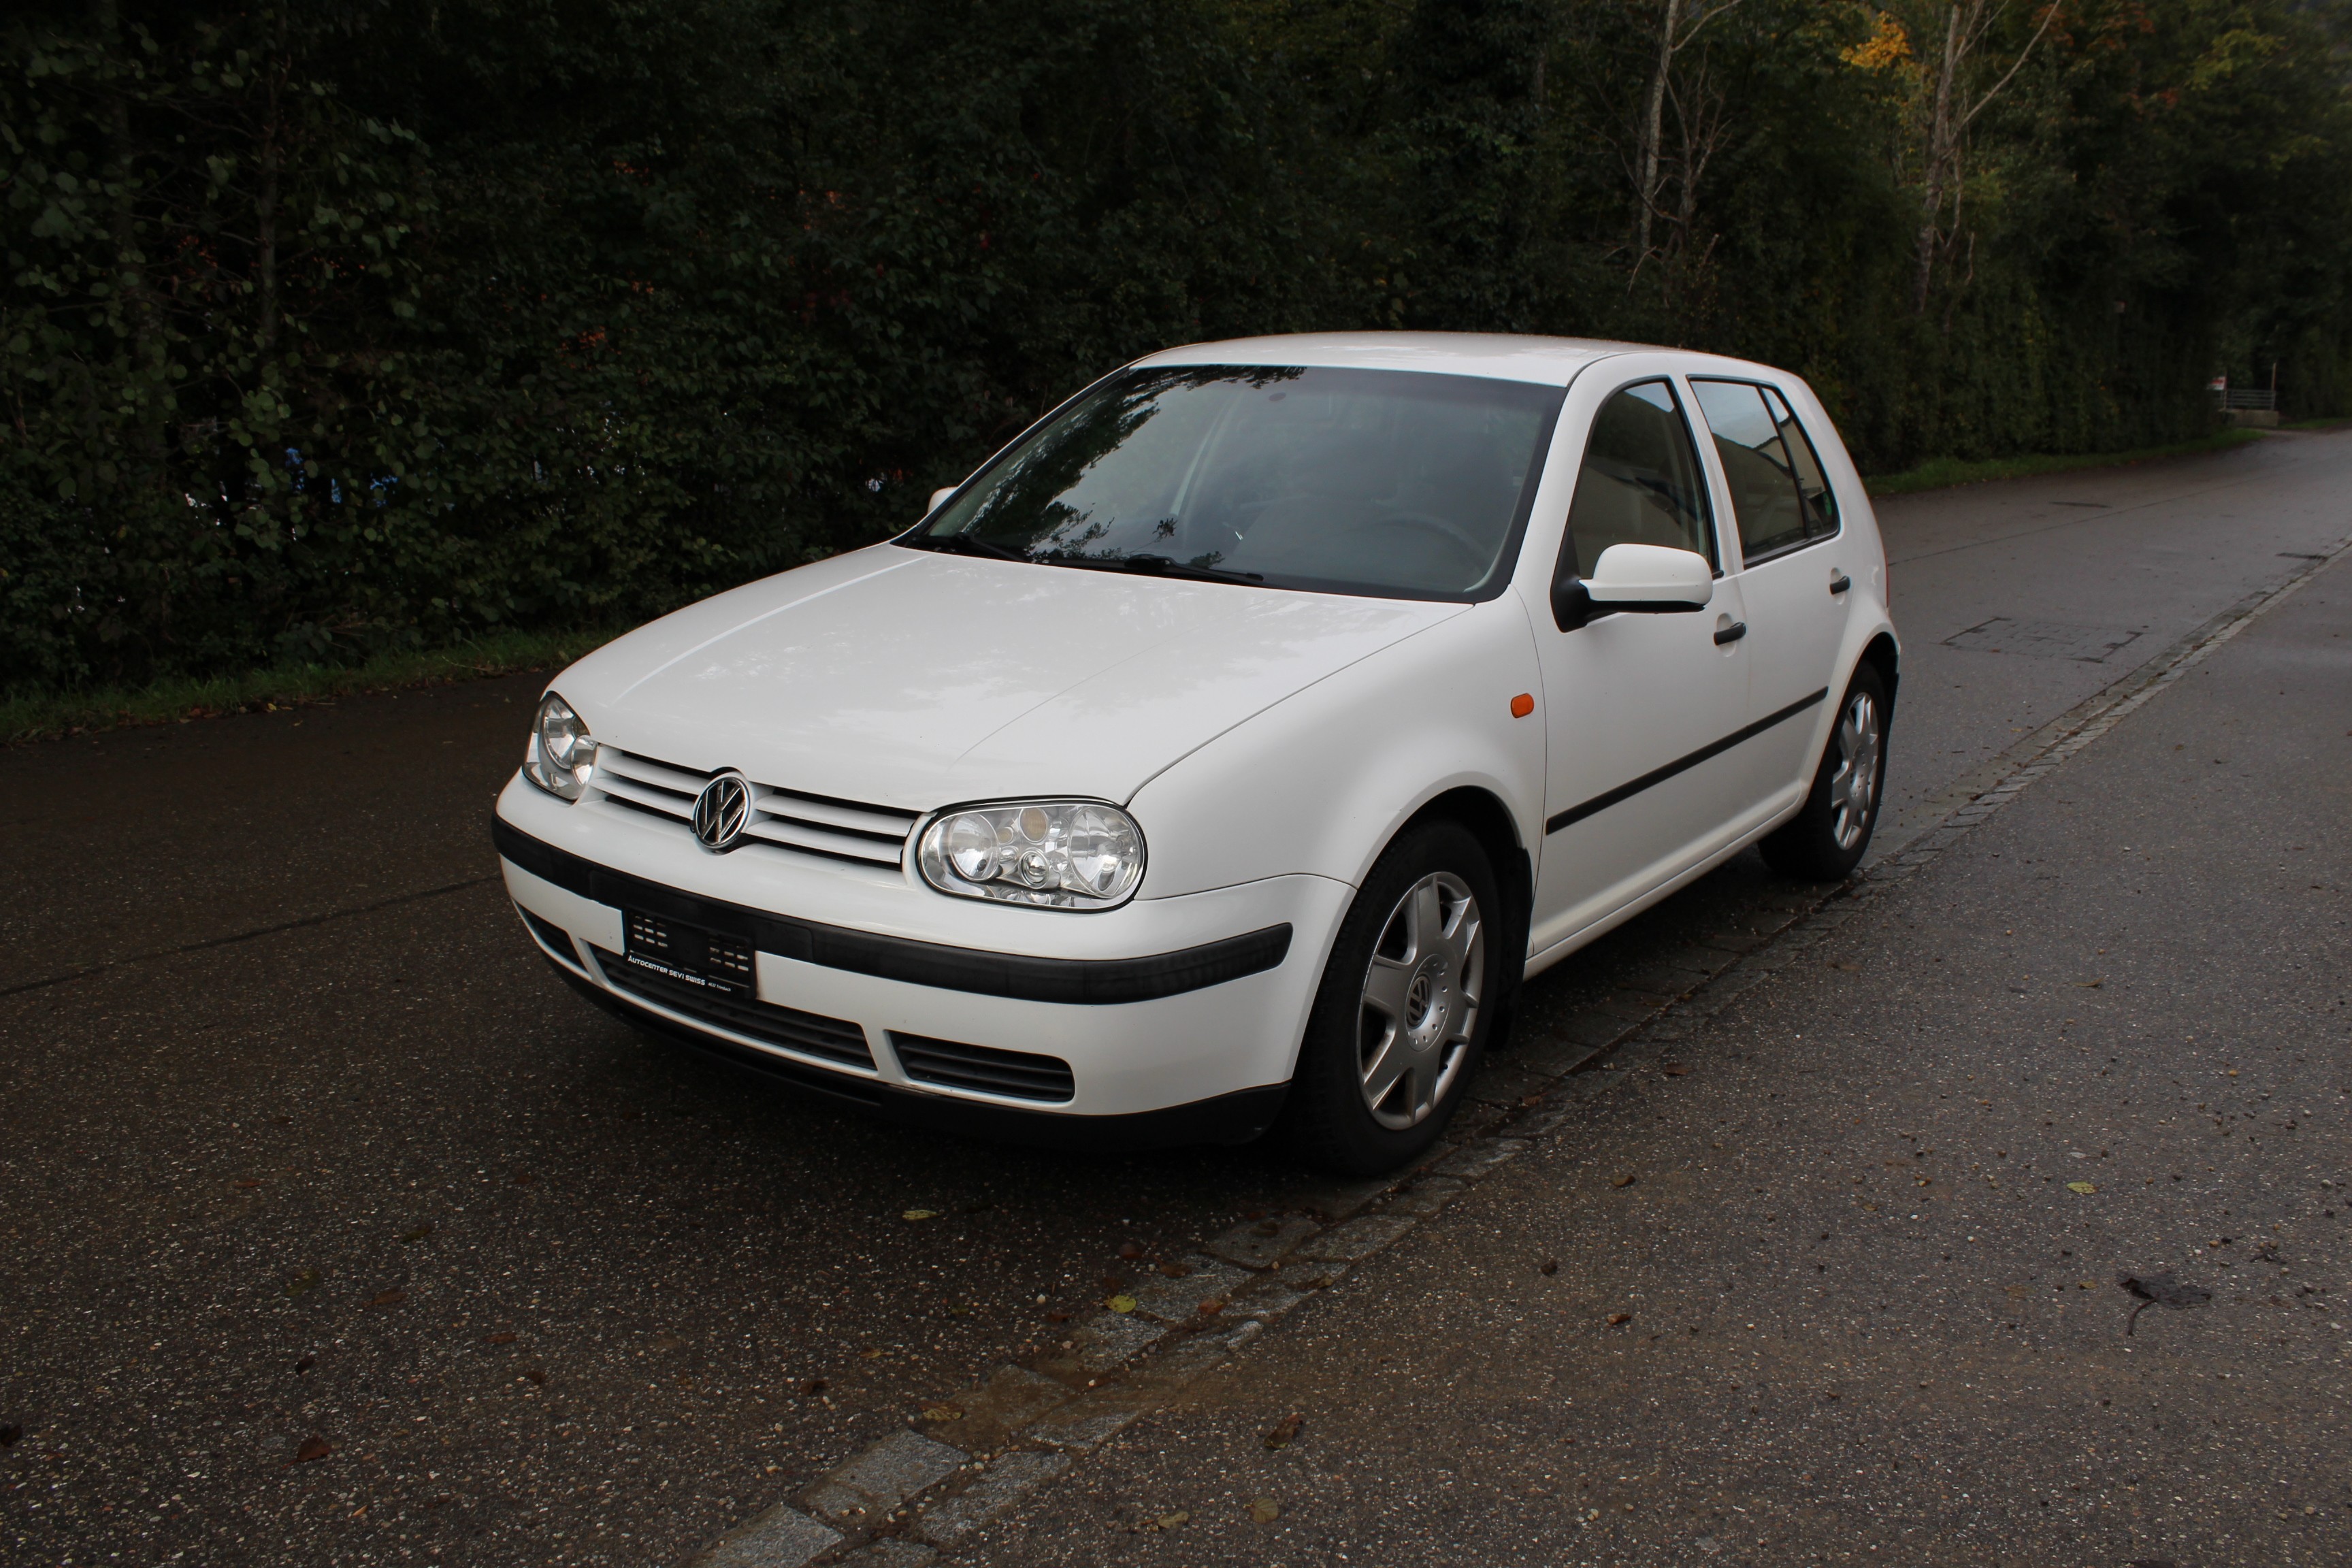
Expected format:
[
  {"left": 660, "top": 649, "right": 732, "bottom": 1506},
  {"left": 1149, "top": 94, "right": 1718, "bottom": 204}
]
[
  {"left": 1691, "top": 379, "right": 1808, "bottom": 560},
  {"left": 1761, "top": 385, "right": 1840, "bottom": 538},
  {"left": 1556, "top": 380, "right": 1714, "bottom": 585}
]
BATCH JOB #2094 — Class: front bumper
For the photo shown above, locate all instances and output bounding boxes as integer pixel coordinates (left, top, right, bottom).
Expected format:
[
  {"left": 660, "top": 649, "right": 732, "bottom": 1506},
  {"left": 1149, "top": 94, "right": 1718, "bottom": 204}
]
[{"left": 494, "top": 776, "right": 1348, "bottom": 1142}]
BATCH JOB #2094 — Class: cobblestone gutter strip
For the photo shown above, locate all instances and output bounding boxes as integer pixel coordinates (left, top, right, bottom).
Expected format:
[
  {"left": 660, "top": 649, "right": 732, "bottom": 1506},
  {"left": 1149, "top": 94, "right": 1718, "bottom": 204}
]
[{"left": 685, "top": 534, "right": 2351, "bottom": 1568}]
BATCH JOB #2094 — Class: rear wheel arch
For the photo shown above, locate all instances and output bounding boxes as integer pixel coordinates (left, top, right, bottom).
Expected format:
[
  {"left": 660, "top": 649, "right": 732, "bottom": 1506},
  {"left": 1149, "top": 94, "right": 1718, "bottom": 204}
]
[{"left": 1859, "top": 632, "right": 1900, "bottom": 719}]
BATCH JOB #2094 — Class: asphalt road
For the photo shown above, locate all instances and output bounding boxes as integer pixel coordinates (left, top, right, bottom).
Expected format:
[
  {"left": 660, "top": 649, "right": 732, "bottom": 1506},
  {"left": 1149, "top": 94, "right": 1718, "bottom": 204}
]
[
  {"left": 2, "top": 429, "right": 2347, "bottom": 1567},
  {"left": 964, "top": 513, "right": 2352, "bottom": 1567}
]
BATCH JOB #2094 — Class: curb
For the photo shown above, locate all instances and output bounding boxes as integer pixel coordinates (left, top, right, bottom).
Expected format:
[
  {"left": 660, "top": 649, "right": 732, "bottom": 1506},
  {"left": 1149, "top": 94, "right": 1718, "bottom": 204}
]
[{"left": 685, "top": 534, "right": 2349, "bottom": 1567}]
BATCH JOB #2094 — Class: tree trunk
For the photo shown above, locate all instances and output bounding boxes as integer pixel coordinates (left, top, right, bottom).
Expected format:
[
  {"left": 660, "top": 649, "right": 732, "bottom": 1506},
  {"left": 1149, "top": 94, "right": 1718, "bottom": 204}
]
[
  {"left": 1913, "top": 4, "right": 1963, "bottom": 312},
  {"left": 257, "top": 8, "right": 285, "bottom": 358},
  {"left": 1636, "top": 0, "right": 1682, "bottom": 257}
]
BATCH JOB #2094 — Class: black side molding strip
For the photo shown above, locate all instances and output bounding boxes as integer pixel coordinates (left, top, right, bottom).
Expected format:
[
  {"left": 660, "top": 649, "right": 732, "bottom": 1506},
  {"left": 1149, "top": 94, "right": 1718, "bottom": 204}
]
[
  {"left": 1546, "top": 687, "right": 1829, "bottom": 835},
  {"left": 491, "top": 817, "right": 1292, "bottom": 1005}
]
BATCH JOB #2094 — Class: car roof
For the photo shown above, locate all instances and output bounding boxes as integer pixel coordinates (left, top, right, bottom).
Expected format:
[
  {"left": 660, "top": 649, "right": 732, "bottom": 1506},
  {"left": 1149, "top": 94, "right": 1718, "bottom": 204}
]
[{"left": 1137, "top": 331, "right": 1684, "bottom": 388}]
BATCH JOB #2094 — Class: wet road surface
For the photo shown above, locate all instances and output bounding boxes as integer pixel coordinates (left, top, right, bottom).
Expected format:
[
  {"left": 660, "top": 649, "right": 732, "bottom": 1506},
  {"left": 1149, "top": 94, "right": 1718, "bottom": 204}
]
[{"left": 2, "top": 429, "right": 2347, "bottom": 1566}]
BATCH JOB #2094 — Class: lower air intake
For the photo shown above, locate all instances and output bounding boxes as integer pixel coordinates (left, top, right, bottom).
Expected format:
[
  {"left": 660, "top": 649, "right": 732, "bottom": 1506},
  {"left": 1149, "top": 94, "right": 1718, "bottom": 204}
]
[
  {"left": 591, "top": 948, "right": 873, "bottom": 1069},
  {"left": 889, "top": 1032, "right": 1076, "bottom": 1104}
]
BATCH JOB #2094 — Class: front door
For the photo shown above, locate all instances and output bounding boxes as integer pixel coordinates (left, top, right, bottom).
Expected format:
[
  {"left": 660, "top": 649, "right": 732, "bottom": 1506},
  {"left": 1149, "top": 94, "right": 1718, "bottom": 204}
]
[{"left": 1529, "top": 377, "right": 1756, "bottom": 959}]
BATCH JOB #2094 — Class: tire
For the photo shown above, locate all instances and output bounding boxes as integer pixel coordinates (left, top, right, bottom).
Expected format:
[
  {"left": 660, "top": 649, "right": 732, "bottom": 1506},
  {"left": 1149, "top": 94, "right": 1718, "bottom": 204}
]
[
  {"left": 1282, "top": 820, "right": 1503, "bottom": 1175},
  {"left": 1761, "top": 661, "right": 1890, "bottom": 882}
]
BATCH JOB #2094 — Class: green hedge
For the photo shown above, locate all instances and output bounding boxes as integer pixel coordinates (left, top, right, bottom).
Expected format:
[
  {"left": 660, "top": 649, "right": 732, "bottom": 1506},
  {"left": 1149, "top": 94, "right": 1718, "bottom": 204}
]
[{"left": 5, "top": 0, "right": 2349, "bottom": 696}]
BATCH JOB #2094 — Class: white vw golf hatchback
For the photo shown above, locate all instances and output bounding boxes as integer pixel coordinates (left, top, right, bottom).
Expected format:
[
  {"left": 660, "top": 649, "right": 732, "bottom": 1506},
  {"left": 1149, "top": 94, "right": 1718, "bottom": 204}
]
[{"left": 495, "top": 333, "right": 1897, "bottom": 1173}]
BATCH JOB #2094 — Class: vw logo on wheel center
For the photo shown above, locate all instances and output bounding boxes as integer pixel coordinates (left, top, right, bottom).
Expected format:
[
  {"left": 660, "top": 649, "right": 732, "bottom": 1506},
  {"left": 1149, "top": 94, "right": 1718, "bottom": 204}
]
[{"left": 691, "top": 771, "right": 752, "bottom": 851}]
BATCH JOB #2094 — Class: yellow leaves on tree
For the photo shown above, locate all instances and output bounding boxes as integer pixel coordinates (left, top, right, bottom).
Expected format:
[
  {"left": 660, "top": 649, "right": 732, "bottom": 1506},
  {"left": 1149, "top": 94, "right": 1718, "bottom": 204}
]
[{"left": 1842, "top": 12, "right": 1914, "bottom": 70}]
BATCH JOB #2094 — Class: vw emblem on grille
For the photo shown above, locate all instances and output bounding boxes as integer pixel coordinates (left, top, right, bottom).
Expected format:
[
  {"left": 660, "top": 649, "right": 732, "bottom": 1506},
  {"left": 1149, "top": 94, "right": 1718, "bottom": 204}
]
[{"left": 691, "top": 771, "right": 752, "bottom": 852}]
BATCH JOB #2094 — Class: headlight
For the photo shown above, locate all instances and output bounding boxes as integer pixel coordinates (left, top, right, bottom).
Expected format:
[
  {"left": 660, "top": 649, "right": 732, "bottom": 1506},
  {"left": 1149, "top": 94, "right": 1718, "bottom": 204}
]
[
  {"left": 524, "top": 691, "right": 598, "bottom": 801},
  {"left": 916, "top": 800, "right": 1145, "bottom": 910}
]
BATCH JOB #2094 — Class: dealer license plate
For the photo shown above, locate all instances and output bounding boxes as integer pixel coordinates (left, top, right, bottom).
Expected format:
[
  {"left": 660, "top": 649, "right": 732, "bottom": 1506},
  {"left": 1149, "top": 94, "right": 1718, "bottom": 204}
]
[{"left": 623, "top": 911, "right": 756, "bottom": 998}]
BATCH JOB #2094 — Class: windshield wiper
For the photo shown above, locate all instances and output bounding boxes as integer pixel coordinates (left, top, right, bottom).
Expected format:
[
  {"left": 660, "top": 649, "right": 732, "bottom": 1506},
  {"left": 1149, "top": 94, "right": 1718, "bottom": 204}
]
[
  {"left": 1036, "top": 551, "right": 1264, "bottom": 585},
  {"left": 908, "top": 532, "right": 1027, "bottom": 562}
]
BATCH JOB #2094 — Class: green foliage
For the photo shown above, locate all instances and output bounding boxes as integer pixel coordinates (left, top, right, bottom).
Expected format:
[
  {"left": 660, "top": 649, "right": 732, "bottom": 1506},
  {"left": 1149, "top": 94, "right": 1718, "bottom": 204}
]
[{"left": 3, "top": 0, "right": 2349, "bottom": 695}]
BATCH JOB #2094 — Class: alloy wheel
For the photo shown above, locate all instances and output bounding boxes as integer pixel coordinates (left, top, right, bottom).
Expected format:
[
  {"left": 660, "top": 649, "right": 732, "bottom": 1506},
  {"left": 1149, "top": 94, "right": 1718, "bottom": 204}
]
[
  {"left": 1356, "top": 872, "right": 1482, "bottom": 1130},
  {"left": 1828, "top": 689, "right": 1882, "bottom": 851}
]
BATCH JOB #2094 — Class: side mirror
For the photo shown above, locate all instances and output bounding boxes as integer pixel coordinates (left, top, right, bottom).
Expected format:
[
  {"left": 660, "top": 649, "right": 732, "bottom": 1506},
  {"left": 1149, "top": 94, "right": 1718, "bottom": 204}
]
[
  {"left": 927, "top": 487, "right": 957, "bottom": 518},
  {"left": 1552, "top": 543, "right": 1713, "bottom": 630}
]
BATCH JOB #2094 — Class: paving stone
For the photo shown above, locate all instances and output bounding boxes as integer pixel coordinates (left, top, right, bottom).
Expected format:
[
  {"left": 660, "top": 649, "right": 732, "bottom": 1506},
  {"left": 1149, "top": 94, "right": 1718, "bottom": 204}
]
[
  {"left": 834, "top": 1543, "right": 938, "bottom": 1568},
  {"left": 921, "top": 1364, "right": 1073, "bottom": 1451},
  {"left": 1051, "top": 1309, "right": 1169, "bottom": 1375},
  {"left": 1203, "top": 1214, "right": 1321, "bottom": 1269},
  {"left": 1516, "top": 1034, "right": 1603, "bottom": 1077},
  {"left": 1024, "top": 1392, "right": 1152, "bottom": 1451},
  {"left": 1296, "top": 1212, "right": 1415, "bottom": 1260},
  {"left": 1130, "top": 1255, "right": 1254, "bottom": 1324},
  {"left": 687, "top": 1503, "right": 843, "bottom": 1568},
  {"left": 913, "top": 1451, "right": 1072, "bottom": 1546},
  {"left": 1277, "top": 1256, "right": 1354, "bottom": 1292},
  {"left": 1428, "top": 1140, "right": 1528, "bottom": 1181},
  {"left": 1286, "top": 1174, "right": 1396, "bottom": 1222},
  {"left": 1384, "top": 1175, "right": 1467, "bottom": 1215},
  {"left": 802, "top": 1430, "right": 966, "bottom": 1525},
  {"left": 1226, "top": 1275, "right": 1312, "bottom": 1320}
]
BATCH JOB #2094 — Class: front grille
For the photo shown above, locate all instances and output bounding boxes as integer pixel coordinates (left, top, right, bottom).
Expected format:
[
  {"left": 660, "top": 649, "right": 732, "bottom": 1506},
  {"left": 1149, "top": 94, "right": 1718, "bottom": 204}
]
[
  {"left": 592, "top": 947, "right": 875, "bottom": 1068},
  {"left": 889, "top": 1032, "right": 1075, "bottom": 1103},
  {"left": 591, "top": 748, "right": 920, "bottom": 872}
]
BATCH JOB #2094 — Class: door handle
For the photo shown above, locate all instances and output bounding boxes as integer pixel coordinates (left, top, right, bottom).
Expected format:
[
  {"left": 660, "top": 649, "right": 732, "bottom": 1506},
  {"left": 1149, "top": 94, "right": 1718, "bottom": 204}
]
[
  {"left": 1713, "top": 620, "right": 1747, "bottom": 646},
  {"left": 1829, "top": 572, "right": 1852, "bottom": 595}
]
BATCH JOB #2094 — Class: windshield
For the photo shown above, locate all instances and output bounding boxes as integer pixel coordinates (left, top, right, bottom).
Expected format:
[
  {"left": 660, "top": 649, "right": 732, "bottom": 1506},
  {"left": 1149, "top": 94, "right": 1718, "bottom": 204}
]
[{"left": 909, "top": 365, "right": 1565, "bottom": 599}]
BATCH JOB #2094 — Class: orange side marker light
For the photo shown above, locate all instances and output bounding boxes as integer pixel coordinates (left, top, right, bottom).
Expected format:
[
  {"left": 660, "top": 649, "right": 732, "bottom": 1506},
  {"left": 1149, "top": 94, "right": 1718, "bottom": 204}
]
[{"left": 1509, "top": 693, "right": 1535, "bottom": 719}]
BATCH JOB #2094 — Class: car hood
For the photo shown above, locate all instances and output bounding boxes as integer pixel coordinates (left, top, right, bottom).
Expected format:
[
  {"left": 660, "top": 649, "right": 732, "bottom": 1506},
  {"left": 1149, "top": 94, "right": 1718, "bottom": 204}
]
[{"left": 557, "top": 545, "right": 1463, "bottom": 810}]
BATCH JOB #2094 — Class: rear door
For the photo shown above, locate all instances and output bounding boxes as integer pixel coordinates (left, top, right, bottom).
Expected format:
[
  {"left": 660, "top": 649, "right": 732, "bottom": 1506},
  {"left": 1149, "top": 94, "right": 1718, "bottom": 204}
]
[
  {"left": 1688, "top": 378, "right": 1854, "bottom": 800},
  {"left": 1528, "top": 375, "right": 1755, "bottom": 958}
]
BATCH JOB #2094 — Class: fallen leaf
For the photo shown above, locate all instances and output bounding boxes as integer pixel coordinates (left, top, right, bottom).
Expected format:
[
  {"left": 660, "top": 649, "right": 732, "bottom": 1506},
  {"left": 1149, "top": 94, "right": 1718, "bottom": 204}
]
[
  {"left": 1118, "top": 1242, "right": 1145, "bottom": 1260},
  {"left": 523, "top": 1366, "right": 546, "bottom": 1386},
  {"left": 1611, "top": 1173, "right": 1637, "bottom": 1189},
  {"left": 1263, "top": 1412, "right": 1303, "bottom": 1450},
  {"left": 1607, "top": 1312, "right": 1632, "bottom": 1326},
  {"left": 1828, "top": 961, "right": 1861, "bottom": 973},
  {"left": 286, "top": 1269, "right": 321, "bottom": 1298},
  {"left": 1044, "top": 1310, "right": 1073, "bottom": 1324},
  {"left": 399, "top": 1224, "right": 434, "bottom": 1243},
  {"left": 235, "top": 1179, "right": 263, "bottom": 1190},
  {"left": 291, "top": 1434, "right": 332, "bottom": 1465},
  {"left": 801, "top": 1378, "right": 828, "bottom": 1395},
  {"left": 487, "top": 1332, "right": 517, "bottom": 1345},
  {"left": 1249, "top": 1497, "right": 1281, "bottom": 1523},
  {"left": 901, "top": 1209, "right": 937, "bottom": 1222},
  {"left": 1661, "top": 1063, "right": 1692, "bottom": 1077},
  {"left": 294, "top": 1354, "right": 316, "bottom": 1374},
  {"left": 1155, "top": 1511, "right": 1190, "bottom": 1530},
  {"left": 1107, "top": 1294, "right": 1138, "bottom": 1314},
  {"left": 370, "top": 1288, "right": 407, "bottom": 1307},
  {"left": 1198, "top": 1300, "right": 1224, "bottom": 1317},
  {"left": 2003, "top": 1285, "right": 2031, "bottom": 1299},
  {"left": 2068, "top": 1181, "right": 2098, "bottom": 1195},
  {"left": 1539, "top": 1258, "right": 1559, "bottom": 1276},
  {"left": 860, "top": 1349, "right": 885, "bottom": 1360},
  {"left": 921, "top": 1405, "right": 962, "bottom": 1422},
  {"left": 1157, "top": 1260, "right": 1192, "bottom": 1278}
]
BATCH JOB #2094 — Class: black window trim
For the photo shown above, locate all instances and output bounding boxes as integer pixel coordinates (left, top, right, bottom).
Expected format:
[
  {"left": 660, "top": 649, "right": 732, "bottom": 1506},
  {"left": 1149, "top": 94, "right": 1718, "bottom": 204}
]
[
  {"left": 1550, "top": 372, "right": 1725, "bottom": 619},
  {"left": 1684, "top": 374, "right": 1846, "bottom": 570}
]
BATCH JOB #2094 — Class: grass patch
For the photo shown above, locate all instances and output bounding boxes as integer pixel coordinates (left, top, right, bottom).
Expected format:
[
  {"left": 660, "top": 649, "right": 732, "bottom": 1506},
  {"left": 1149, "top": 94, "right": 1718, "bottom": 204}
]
[
  {"left": 1, "top": 625, "right": 623, "bottom": 747},
  {"left": 1864, "top": 427, "right": 2264, "bottom": 496},
  {"left": 2283, "top": 414, "right": 2352, "bottom": 431}
]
